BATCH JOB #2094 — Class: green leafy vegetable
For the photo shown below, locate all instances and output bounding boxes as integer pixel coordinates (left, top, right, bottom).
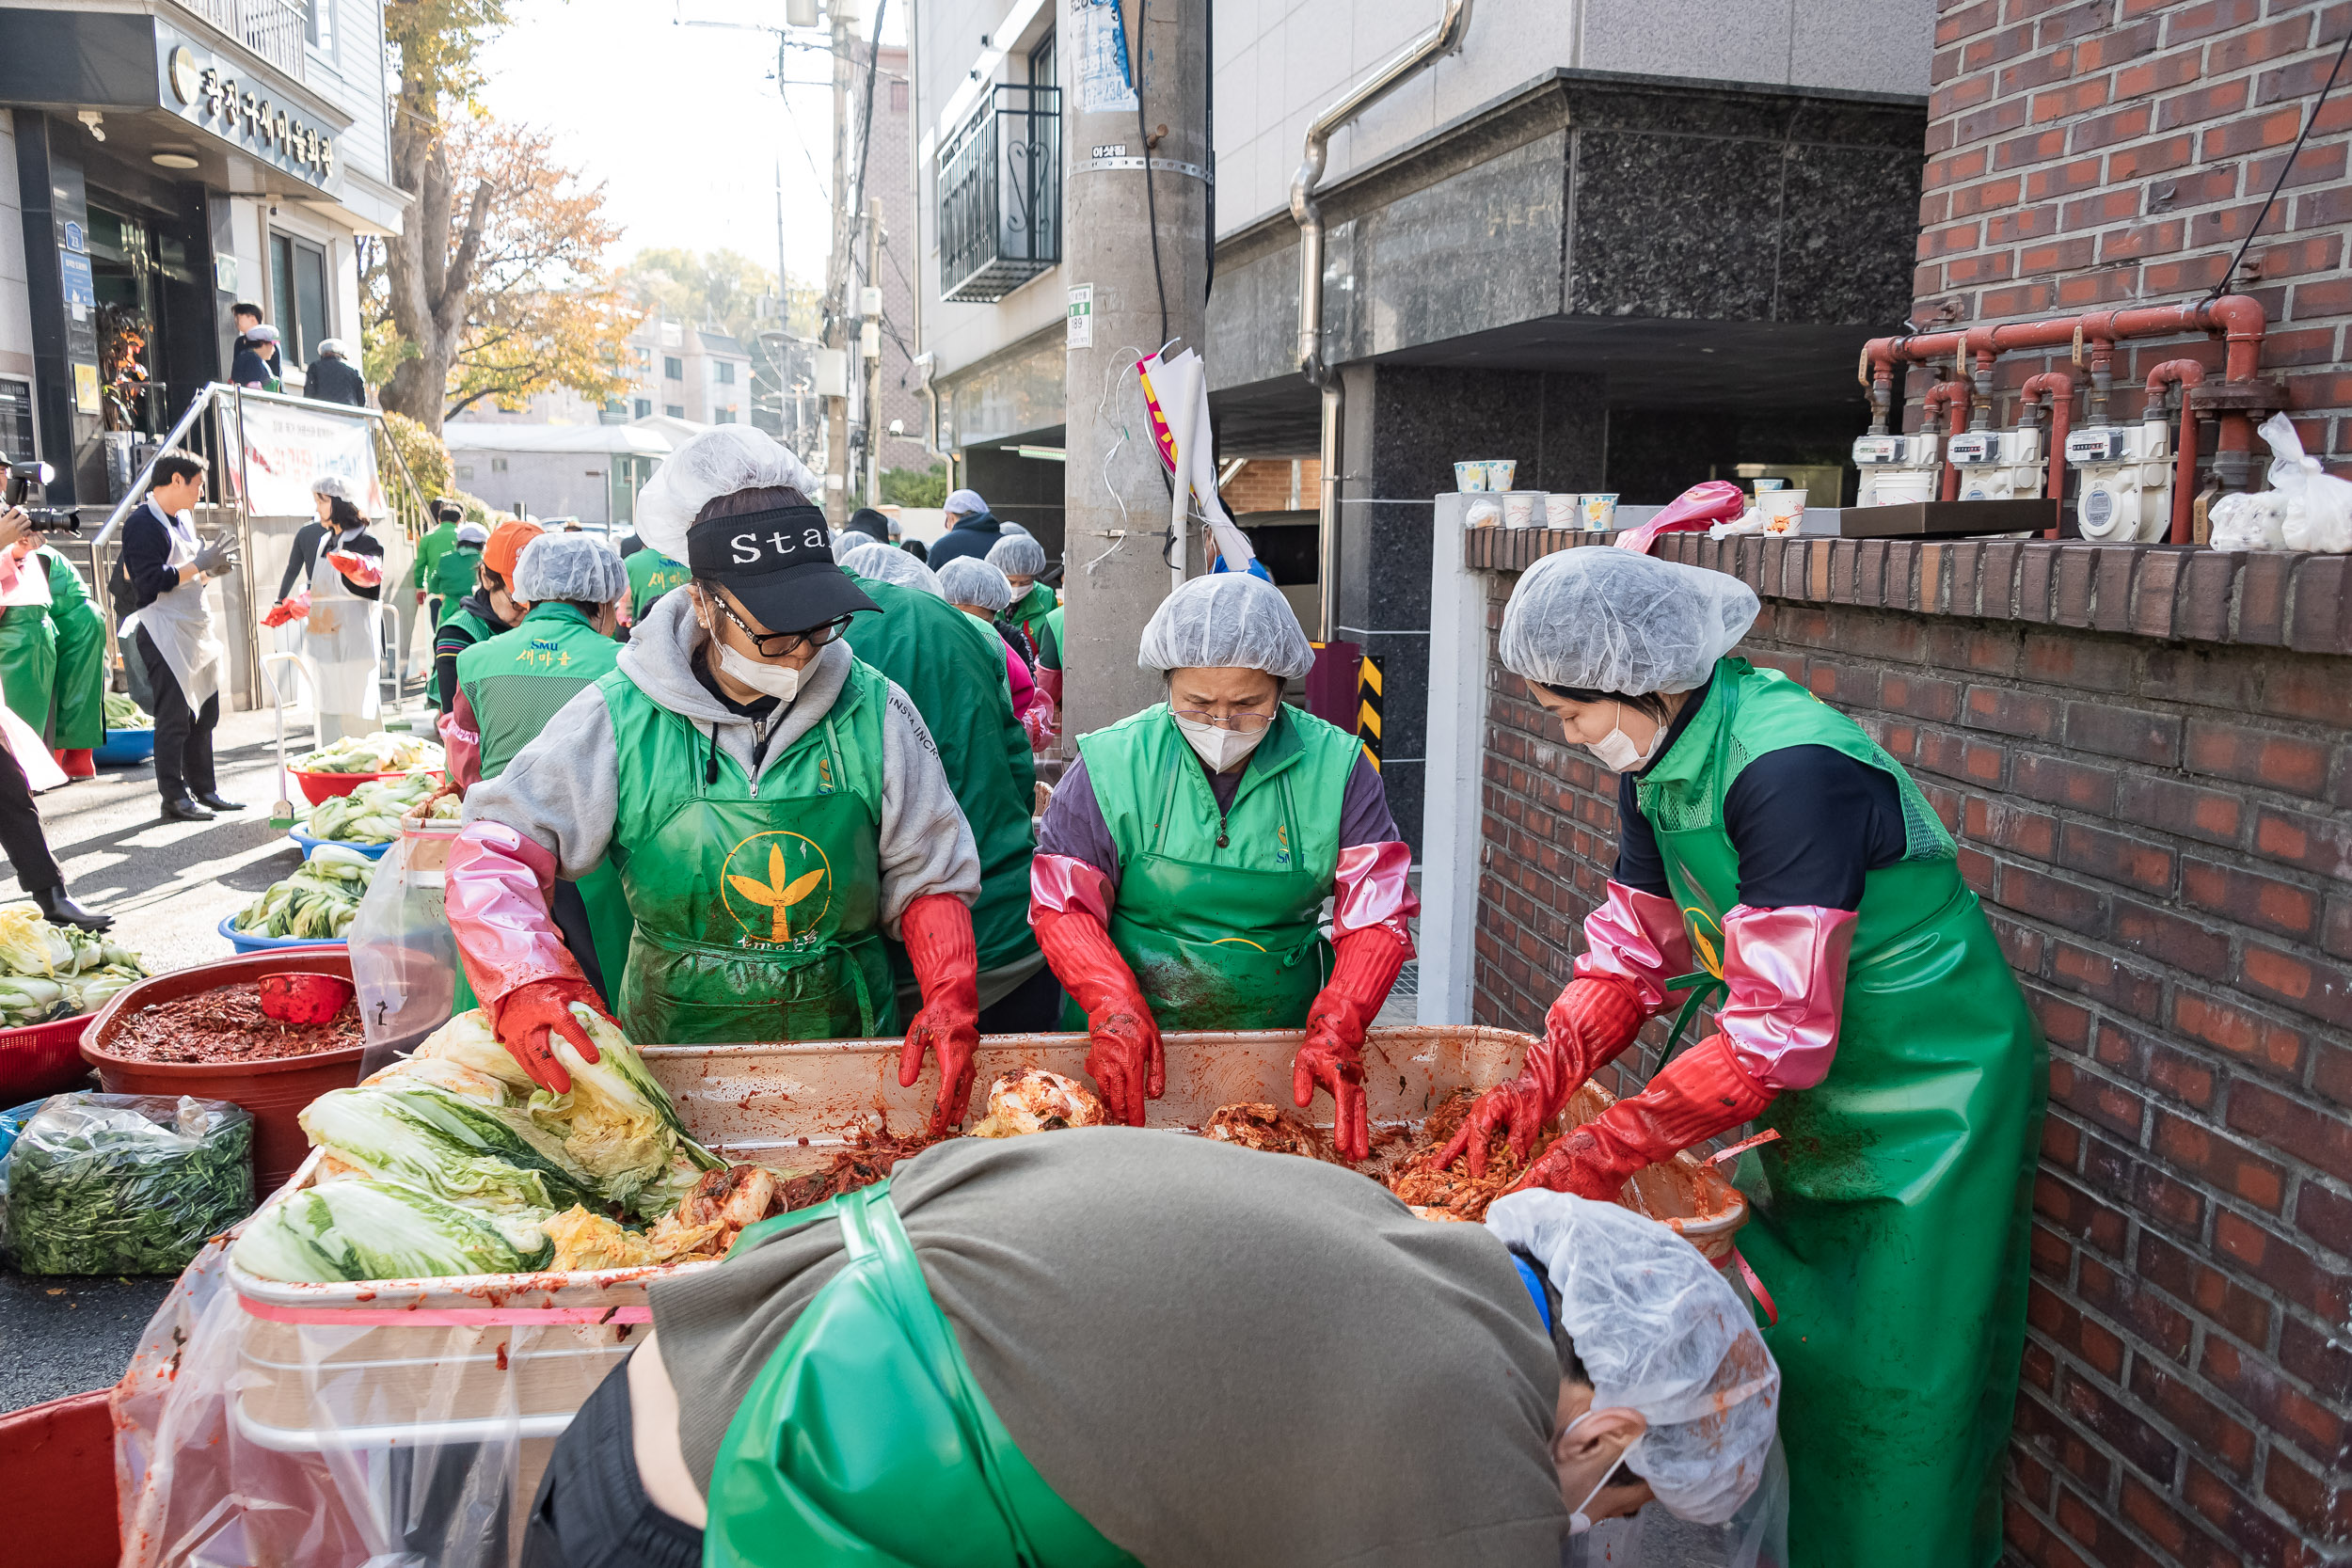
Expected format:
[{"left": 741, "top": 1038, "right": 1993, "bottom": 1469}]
[
  {"left": 233, "top": 856, "right": 378, "bottom": 940},
  {"left": 103, "top": 692, "right": 151, "bottom": 730},
  {"left": 230, "top": 1176, "right": 552, "bottom": 1282},
  {"left": 299, "top": 1081, "right": 600, "bottom": 1212},
  {"left": 5, "top": 1094, "right": 253, "bottom": 1275}
]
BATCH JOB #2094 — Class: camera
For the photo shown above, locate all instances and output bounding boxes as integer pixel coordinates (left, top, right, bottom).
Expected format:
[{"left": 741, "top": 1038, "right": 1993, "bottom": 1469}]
[{"left": 4, "top": 462, "right": 83, "bottom": 534}]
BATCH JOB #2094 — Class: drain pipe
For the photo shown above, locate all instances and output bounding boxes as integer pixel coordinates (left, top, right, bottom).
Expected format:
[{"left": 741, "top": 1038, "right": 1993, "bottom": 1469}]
[
  {"left": 1292, "top": 0, "right": 1473, "bottom": 639},
  {"left": 908, "top": 0, "right": 945, "bottom": 466}
]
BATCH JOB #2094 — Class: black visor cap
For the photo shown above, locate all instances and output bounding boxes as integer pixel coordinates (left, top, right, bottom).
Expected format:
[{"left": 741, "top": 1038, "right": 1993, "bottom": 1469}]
[{"left": 687, "top": 505, "right": 877, "bottom": 634}]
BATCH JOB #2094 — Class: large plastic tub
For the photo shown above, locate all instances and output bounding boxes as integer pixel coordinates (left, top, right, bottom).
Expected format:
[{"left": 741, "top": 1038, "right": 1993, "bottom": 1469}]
[
  {"left": 0, "top": 1389, "right": 119, "bottom": 1568},
  {"left": 83, "top": 949, "right": 365, "bottom": 1191},
  {"left": 92, "top": 727, "right": 156, "bottom": 767},
  {"left": 216, "top": 913, "right": 348, "bottom": 955},
  {"left": 0, "top": 1011, "right": 99, "bottom": 1101},
  {"left": 289, "top": 768, "right": 410, "bottom": 805}
]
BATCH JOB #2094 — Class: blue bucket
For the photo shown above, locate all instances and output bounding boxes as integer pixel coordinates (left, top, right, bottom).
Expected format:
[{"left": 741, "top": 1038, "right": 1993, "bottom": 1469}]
[
  {"left": 217, "top": 913, "right": 347, "bottom": 955},
  {"left": 285, "top": 830, "right": 391, "bottom": 861},
  {"left": 92, "top": 729, "right": 156, "bottom": 767}
]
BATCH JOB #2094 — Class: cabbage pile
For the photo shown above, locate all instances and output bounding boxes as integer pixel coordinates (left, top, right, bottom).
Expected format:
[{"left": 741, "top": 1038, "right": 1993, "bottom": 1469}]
[
  {"left": 295, "top": 732, "right": 443, "bottom": 775},
  {"left": 231, "top": 846, "right": 376, "bottom": 940},
  {"left": 233, "top": 1006, "right": 723, "bottom": 1283},
  {"left": 306, "top": 772, "right": 444, "bottom": 844},
  {"left": 0, "top": 904, "right": 151, "bottom": 1025}
]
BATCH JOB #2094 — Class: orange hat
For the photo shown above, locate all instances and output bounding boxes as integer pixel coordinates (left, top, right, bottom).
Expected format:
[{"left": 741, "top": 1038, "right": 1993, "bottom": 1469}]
[{"left": 484, "top": 520, "right": 542, "bottom": 581}]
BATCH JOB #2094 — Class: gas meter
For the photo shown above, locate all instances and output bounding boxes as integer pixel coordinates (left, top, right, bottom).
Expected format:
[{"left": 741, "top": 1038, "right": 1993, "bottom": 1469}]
[
  {"left": 1851, "top": 433, "right": 1942, "bottom": 507},
  {"left": 2065, "top": 423, "right": 2170, "bottom": 543},
  {"left": 1946, "top": 427, "right": 2045, "bottom": 502}
]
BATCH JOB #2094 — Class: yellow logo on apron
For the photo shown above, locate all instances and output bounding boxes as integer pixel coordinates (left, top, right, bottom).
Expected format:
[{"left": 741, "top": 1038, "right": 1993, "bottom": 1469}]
[
  {"left": 723, "top": 832, "right": 834, "bottom": 947},
  {"left": 1681, "top": 904, "right": 1726, "bottom": 980}
]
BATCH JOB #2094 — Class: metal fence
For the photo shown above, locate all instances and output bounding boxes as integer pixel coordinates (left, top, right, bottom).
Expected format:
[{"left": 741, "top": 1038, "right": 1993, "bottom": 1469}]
[
  {"left": 939, "top": 85, "right": 1061, "bottom": 304},
  {"left": 171, "top": 0, "right": 308, "bottom": 80}
]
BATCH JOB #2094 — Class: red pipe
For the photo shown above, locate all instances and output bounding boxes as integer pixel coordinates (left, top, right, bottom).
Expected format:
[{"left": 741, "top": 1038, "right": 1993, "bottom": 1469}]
[
  {"left": 2021, "top": 370, "right": 2074, "bottom": 540},
  {"left": 2144, "top": 359, "right": 2206, "bottom": 545},
  {"left": 1863, "top": 297, "right": 2266, "bottom": 381},
  {"left": 1921, "top": 380, "right": 1970, "bottom": 501}
]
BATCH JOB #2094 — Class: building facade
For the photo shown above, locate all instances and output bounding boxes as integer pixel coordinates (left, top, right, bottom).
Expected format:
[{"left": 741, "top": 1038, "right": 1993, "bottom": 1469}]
[{"left": 0, "top": 0, "right": 405, "bottom": 505}]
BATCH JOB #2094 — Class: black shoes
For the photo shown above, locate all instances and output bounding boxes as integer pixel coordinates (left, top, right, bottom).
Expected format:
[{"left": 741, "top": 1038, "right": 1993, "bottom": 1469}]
[
  {"left": 161, "top": 796, "right": 215, "bottom": 822},
  {"left": 32, "top": 883, "right": 113, "bottom": 931},
  {"left": 195, "top": 792, "right": 245, "bottom": 812}
]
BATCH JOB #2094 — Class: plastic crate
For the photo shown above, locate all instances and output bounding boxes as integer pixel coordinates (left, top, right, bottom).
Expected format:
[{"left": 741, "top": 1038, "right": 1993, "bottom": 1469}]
[{"left": 0, "top": 1011, "right": 95, "bottom": 1101}]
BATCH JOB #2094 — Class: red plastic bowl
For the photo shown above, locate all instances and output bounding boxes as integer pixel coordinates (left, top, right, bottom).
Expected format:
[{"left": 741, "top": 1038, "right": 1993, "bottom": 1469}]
[
  {"left": 260, "top": 971, "right": 357, "bottom": 1023},
  {"left": 0, "top": 1012, "right": 97, "bottom": 1101},
  {"left": 0, "top": 1391, "right": 118, "bottom": 1568},
  {"left": 290, "top": 767, "right": 414, "bottom": 805},
  {"left": 82, "top": 948, "right": 363, "bottom": 1193}
]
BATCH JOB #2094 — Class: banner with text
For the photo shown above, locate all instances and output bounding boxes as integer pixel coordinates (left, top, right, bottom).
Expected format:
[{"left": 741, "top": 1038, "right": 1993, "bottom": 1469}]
[{"left": 232, "top": 397, "right": 386, "bottom": 519}]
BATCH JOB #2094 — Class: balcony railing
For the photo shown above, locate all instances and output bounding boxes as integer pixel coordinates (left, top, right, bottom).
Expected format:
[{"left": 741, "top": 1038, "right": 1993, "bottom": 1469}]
[
  {"left": 939, "top": 85, "right": 1060, "bottom": 304},
  {"left": 173, "top": 0, "right": 308, "bottom": 81}
]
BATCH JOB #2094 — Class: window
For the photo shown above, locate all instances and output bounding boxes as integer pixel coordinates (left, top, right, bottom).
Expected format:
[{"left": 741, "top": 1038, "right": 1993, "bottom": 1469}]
[
  {"left": 715, "top": 408, "right": 737, "bottom": 424},
  {"left": 633, "top": 398, "right": 652, "bottom": 419},
  {"left": 268, "top": 231, "right": 329, "bottom": 365},
  {"left": 1029, "top": 30, "right": 1056, "bottom": 89},
  {"left": 491, "top": 457, "right": 508, "bottom": 473},
  {"left": 306, "top": 0, "right": 332, "bottom": 49},
  {"left": 665, "top": 404, "right": 686, "bottom": 419},
  {"left": 456, "top": 465, "right": 475, "bottom": 481},
  {"left": 716, "top": 361, "right": 736, "bottom": 385},
  {"left": 664, "top": 356, "right": 684, "bottom": 381}
]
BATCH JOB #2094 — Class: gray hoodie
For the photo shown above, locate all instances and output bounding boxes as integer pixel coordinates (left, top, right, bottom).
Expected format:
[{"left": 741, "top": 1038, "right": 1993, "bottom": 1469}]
[{"left": 461, "top": 590, "right": 980, "bottom": 935}]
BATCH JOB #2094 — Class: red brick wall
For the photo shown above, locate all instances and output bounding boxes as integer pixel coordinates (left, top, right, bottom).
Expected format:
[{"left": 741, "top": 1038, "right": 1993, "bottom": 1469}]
[
  {"left": 1217, "top": 458, "right": 1320, "bottom": 515},
  {"left": 1470, "top": 533, "right": 2350, "bottom": 1567},
  {"left": 1922, "top": 1, "right": 2352, "bottom": 471}
]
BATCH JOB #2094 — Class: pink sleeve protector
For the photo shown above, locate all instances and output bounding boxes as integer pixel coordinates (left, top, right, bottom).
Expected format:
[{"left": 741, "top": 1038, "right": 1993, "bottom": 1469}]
[
  {"left": 1716, "top": 903, "right": 1856, "bottom": 1092},
  {"left": 446, "top": 820, "right": 584, "bottom": 1011},
  {"left": 1030, "top": 853, "right": 1113, "bottom": 925},
  {"left": 438, "top": 692, "right": 482, "bottom": 793},
  {"left": 1571, "top": 880, "right": 1696, "bottom": 1014},
  {"left": 1005, "top": 643, "right": 1037, "bottom": 718},
  {"left": 1332, "top": 841, "right": 1419, "bottom": 949}
]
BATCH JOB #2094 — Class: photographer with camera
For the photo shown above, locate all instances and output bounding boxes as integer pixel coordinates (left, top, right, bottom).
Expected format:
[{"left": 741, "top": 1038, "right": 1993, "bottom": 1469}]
[
  {"left": 0, "top": 505, "right": 112, "bottom": 928},
  {"left": 119, "top": 451, "right": 242, "bottom": 823}
]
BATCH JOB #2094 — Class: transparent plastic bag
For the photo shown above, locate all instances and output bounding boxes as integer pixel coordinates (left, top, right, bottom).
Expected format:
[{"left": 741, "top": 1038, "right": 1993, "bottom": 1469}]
[
  {"left": 2256, "top": 412, "right": 2352, "bottom": 553},
  {"left": 2206, "top": 489, "right": 2288, "bottom": 553},
  {"left": 5, "top": 1093, "right": 252, "bottom": 1275},
  {"left": 349, "top": 828, "right": 461, "bottom": 1077}
]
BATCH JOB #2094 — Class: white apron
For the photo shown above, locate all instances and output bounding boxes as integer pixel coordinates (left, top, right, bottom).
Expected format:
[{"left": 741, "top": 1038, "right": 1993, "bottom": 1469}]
[
  {"left": 307, "top": 531, "right": 382, "bottom": 721},
  {"left": 118, "top": 501, "right": 225, "bottom": 712}
]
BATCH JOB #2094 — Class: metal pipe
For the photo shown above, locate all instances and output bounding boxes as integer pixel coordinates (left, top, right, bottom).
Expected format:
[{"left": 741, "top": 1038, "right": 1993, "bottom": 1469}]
[
  {"left": 91, "top": 382, "right": 229, "bottom": 548},
  {"left": 2019, "top": 369, "right": 2074, "bottom": 539},
  {"left": 907, "top": 0, "right": 943, "bottom": 461},
  {"left": 2143, "top": 358, "right": 2207, "bottom": 545},
  {"left": 1922, "top": 380, "right": 1969, "bottom": 502},
  {"left": 1292, "top": 0, "right": 1472, "bottom": 639}
]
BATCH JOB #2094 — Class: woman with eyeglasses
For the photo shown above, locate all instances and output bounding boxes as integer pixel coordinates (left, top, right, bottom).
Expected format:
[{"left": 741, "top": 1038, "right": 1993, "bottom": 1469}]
[
  {"left": 1029, "top": 573, "right": 1417, "bottom": 1157},
  {"left": 447, "top": 428, "right": 988, "bottom": 1132}
]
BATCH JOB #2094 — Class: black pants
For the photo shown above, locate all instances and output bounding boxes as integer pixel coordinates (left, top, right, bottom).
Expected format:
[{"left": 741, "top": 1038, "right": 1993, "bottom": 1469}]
[
  {"left": 523, "top": 1356, "right": 703, "bottom": 1568},
  {"left": 0, "top": 743, "right": 61, "bottom": 894},
  {"left": 978, "top": 958, "right": 1067, "bottom": 1033},
  {"left": 136, "top": 627, "right": 218, "bottom": 800}
]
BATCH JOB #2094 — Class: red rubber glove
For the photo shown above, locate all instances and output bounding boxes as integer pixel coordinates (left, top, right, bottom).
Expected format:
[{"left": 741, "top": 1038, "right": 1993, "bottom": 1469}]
[
  {"left": 898, "top": 894, "right": 981, "bottom": 1135},
  {"left": 1512, "top": 1031, "right": 1774, "bottom": 1202},
  {"left": 326, "top": 549, "right": 384, "bottom": 588},
  {"left": 1033, "top": 903, "right": 1162, "bottom": 1125},
  {"left": 492, "top": 977, "right": 612, "bottom": 1094},
  {"left": 1437, "top": 974, "right": 1645, "bottom": 1177},
  {"left": 1295, "top": 926, "right": 1409, "bottom": 1162}
]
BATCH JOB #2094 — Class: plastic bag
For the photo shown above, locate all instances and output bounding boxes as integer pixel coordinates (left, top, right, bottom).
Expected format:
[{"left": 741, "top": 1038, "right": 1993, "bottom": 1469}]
[
  {"left": 0, "top": 1096, "right": 51, "bottom": 1250},
  {"left": 2206, "top": 489, "right": 2288, "bottom": 553},
  {"left": 2256, "top": 412, "right": 2352, "bottom": 553},
  {"left": 349, "top": 828, "right": 461, "bottom": 1077},
  {"left": 6, "top": 1093, "right": 252, "bottom": 1275}
]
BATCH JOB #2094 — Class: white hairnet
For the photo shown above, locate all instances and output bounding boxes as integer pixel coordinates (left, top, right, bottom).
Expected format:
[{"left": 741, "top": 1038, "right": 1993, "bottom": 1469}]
[
  {"left": 938, "top": 557, "right": 1013, "bottom": 614},
  {"left": 315, "top": 338, "right": 350, "bottom": 359},
  {"left": 515, "top": 531, "right": 627, "bottom": 605},
  {"left": 987, "top": 534, "right": 1047, "bottom": 578},
  {"left": 1485, "top": 1193, "right": 1779, "bottom": 1528},
  {"left": 1499, "top": 549, "right": 1757, "bottom": 695},
  {"left": 455, "top": 521, "right": 488, "bottom": 545},
  {"left": 945, "top": 487, "right": 987, "bottom": 516},
  {"left": 634, "top": 426, "right": 822, "bottom": 562},
  {"left": 310, "top": 474, "right": 356, "bottom": 501},
  {"left": 999, "top": 520, "right": 1032, "bottom": 538},
  {"left": 841, "top": 542, "right": 944, "bottom": 598},
  {"left": 1137, "top": 572, "right": 1314, "bottom": 680},
  {"left": 832, "top": 531, "right": 865, "bottom": 563}
]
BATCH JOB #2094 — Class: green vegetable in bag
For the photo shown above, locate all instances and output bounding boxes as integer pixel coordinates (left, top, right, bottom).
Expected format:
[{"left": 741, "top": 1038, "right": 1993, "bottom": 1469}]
[
  {"left": 6, "top": 1094, "right": 253, "bottom": 1275},
  {"left": 231, "top": 1176, "right": 552, "bottom": 1282}
]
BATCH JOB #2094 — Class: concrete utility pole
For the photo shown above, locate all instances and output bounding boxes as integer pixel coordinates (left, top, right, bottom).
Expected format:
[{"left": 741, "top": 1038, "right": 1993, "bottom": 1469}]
[
  {"left": 863, "top": 197, "right": 884, "bottom": 508},
  {"left": 1061, "top": 0, "right": 1211, "bottom": 739},
  {"left": 820, "top": 0, "right": 857, "bottom": 526}
]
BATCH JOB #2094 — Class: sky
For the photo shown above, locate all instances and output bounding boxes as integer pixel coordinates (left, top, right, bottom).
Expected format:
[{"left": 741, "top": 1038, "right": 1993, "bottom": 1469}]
[{"left": 474, "top": 0, "right": 905, "bottom": 284}]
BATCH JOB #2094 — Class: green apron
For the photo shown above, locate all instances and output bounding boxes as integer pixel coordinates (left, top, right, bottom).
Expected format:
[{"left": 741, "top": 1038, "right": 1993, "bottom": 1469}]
[
  {"left": 598, "top": 658, "right": 896, "bottom": 1045},
  {"left": 411, "top": 520, "right": 456, "bottom": 596},
  {"left": 456, "top": 602, "right": 633, "bottom": 999},
  {"left": 1038, "top": 605, "right": 1064, "bottom": 671},
  {"left": 841, "top": 578, "right": 1038, "bottom": 974},
  {"left": 1006, "top": 582, "right": 1057, "bottom": 658},
  {"left": 628, "top": 548, "right": 691, "bottom": 624},
  {"left": 707, "top": 1180, "right": 1136, "bottom": 1568},
  {"left": 0, "top": 594, "right": 57, "bottom": 745},
  {"left": 46, "top": 551, "right": 103, "bottom": 751},
  {"left": 428, "top": 545, "right": 483, "bottom": 620},
  {"left": 1633, "top": 657, "right": 2044, "bottom": 1568},
  {"left": 1069, "top": 705, "right": 1355, "bottom": 1033}
]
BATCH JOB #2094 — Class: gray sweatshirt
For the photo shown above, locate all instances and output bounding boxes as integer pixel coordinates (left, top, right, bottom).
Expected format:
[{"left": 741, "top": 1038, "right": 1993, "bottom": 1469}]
[{"left": 461, "top": 591, "right": 980, "bottom": 935}]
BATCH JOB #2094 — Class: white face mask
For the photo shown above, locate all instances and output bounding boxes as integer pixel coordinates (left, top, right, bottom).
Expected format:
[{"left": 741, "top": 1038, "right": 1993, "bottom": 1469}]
[
  {"left": 1586, "top": 702, "right": 1668, "bottom": 774},
  {"left": 1559, "top": 1409, "right": 1643, "bottom": 1535},
  {"left": 713, "top": 640, "right": 801, "bottom": 702},
  {"left": 1171, "top": 712, "right": 1266, "bottom": 774}
]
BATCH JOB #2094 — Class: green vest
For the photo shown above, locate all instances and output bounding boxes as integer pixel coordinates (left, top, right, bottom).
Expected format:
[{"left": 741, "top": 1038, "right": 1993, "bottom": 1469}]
[
  {"left": 1073, "top": 704, "right": 1358, "bottom": 1032},
  {"left": 1038, "top": 604, "right": 1065, "bottom": 669},
  {"left": 429, "top": 545, "right": 483, "bottom": 614},
  {"left": 841, "top": 579, "right": 1039, "bottom": 973},
  {"left": 412, "top": 520, "right": 456, "bottom": 591},
  {"left": 1632, "top": 657, "right": 2044, "bottom": 1568},
  {"left": 439, "top": 602, "right": 501, "bottom": 649},
  {"left": 628, "top": 548, "right": 691, "bottom": 623},
  {"left": 1007, "top": 581, "right": 1057, "bottom": 652},
  {"left": 596, "top": 657, "right": 896, "bottom": 1045},
  {"left": 456, "top": 602, "right": 620, "bottom": 781}
]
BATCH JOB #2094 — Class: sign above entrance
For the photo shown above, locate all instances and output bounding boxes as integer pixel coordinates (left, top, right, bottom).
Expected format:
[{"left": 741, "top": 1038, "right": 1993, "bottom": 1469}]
[{"left": 163, "top": 41, "right": 338, "bottom": 188}]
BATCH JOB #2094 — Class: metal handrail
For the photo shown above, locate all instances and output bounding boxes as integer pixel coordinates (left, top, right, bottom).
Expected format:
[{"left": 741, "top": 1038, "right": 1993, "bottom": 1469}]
[{"left": 91, "top": 383, "right": 230, "bottom": 549}]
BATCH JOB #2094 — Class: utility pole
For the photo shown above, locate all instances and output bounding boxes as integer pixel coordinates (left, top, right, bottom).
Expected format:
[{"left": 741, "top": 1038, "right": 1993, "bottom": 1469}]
[
  {"left": 820, "top": 0, "right": 858, "bottom": 526},
  {"left": 1061, "top": 0, "right": 1211, "bottom": 736},
  {"left": 863, "top": 198, "right": 883, "bottom": 509}
]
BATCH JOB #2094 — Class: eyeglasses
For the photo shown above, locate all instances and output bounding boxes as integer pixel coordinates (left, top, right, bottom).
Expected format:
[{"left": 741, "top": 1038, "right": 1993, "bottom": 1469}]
[
  {"left": 1171, "top": 706, "right": 1279, "bottom": 734},
  {"left": 710, "top": 593, "right": 852, "bottom": 658}
]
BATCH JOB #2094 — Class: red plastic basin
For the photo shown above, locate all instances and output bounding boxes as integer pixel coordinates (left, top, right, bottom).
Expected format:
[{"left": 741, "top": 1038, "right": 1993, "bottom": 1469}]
[
  {"left": 0, "top": 1011, "right": 98, "bottom": 1101},
  {"left": 0, "top": 1389, "right": 119, "bottom": 1568},
  {"left": 290, "top": 767, "right": 412, "bottom": 805}
]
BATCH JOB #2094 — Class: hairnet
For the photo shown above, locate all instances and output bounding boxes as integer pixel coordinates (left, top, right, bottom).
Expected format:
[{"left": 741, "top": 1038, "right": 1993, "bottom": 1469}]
[
  {"left": 999, "top": 520, "right": 1032, "bottom": 538},
  {"left": 1499, "top": 549, "right": 1756, "bottom": 696},
  {"left": 316, "top": 338, "right": 350, "bottom": 359},
  {"left": 310, "top": 474, "right": 356, "bottom": 501},
  {"left": 1485, "top": 1193, "right": 1779, "bottom": 1528},
  {"left": 634, "top": 426, "right": 822, "bottom": 562},
  {"left": 515, "top": 531, "right": 627, "bottom": 605},
  {"left": 831, "top": 531, "right": 865, "bottom": 563},
  {"left": 841, "top": 542, "right": 944, "bottom": 598},
  {"left": 988, "top": 534, "right": 1047, "bottom": 578},
  {"left": 945, "top": 487, "right": 987, "bottom": 516},
  {"left": 1137, "top": 572, "right": 1313, "bottom": 679},
  {"left": 938, "top": 557, "right": 1013, "bottom": 613},
  {"left": 455, "top": 521, "right": 488, "bottom": 545}
]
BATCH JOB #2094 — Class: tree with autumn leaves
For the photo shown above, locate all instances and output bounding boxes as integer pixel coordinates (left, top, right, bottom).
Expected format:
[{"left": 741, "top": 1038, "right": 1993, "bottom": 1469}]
[{"left": 366, "top": 0, "right": 638, "bottom": 432}]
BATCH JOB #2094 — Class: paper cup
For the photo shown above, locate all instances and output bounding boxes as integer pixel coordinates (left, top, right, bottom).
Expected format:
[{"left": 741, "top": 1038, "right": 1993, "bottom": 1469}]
[
  {"left": 1484, "top": 460, "right": 1518, "bottom": 492},
  {"left": 1502, "top": 490, "right": 1542, "bottom": 528},
  {"left": 1759, "top": 489, "right": 1808, "bottom": 532},
  {"left": 1544, "top": 492, "right": 1579, "bottom": 529},
  {"left": 1581, "top": 492, "right": 1618, "bottom": 530},
  {"left": 1454, "top": 461, "right": 1486, "bottom": 493},
  {"left": 1752, "top": 478, "right": 1788, "bottom": 492}
]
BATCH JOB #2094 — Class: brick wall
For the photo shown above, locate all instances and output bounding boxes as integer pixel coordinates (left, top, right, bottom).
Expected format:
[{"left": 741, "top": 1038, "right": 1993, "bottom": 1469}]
[
  {"left": 1922, "top": 0, "right": 2352, "bottom": 470},
  {"left": 1216, "top": 457, "right": 1321, "bottom": 515},
  {"left": 1468, "top": 532, "right": 2350, "bottom": 1567}
]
